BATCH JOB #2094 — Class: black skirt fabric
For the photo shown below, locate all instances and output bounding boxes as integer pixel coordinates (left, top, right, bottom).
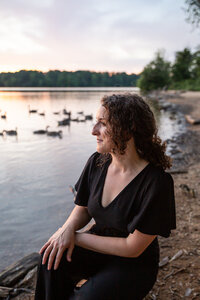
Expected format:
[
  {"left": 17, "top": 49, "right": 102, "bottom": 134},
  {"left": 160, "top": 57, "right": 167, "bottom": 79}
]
[{"left": 35, "top": 245, "right": 159, "bottom": 300}]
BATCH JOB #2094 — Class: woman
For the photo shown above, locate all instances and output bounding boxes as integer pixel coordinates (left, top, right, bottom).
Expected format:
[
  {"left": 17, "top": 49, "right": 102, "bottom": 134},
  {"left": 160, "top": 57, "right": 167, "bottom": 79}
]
[{"left": 35, "top": 93, "right": 176, "bottom": 300}]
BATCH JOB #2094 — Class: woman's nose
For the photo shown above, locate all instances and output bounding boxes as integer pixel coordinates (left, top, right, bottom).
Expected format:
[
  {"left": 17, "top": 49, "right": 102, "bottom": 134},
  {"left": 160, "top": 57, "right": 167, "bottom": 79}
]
[{"left": 92, "top": 123, "right": 99, "bottom": 135}]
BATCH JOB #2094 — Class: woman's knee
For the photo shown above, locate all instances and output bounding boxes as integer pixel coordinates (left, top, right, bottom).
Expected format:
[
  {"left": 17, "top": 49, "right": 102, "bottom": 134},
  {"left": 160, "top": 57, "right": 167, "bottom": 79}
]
[{"left": 37, "top": 250, "right": 69, "bottom": 273}]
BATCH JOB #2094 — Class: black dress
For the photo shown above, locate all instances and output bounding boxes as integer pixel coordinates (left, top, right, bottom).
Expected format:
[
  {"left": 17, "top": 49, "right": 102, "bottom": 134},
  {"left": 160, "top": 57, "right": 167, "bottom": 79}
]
[{"left": 35, "top": 152, "right": 176, "bottom": 300}]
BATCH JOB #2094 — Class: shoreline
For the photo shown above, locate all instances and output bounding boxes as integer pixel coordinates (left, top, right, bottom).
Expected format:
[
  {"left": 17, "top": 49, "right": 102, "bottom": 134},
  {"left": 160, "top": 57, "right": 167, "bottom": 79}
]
[
  {"left": 0, "top": 87, "right": 139, "bottom": 92},
  {"left": 146, "top": 91, "right": 200, "bottom": 299},
  {"left": 1, "top": 91, "right": 200, "bottom": 299}
]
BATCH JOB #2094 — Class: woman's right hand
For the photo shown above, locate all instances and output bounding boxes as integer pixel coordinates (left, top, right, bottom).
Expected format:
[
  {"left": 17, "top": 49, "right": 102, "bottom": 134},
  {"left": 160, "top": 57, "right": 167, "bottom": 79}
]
[{"left": 39, "top": 225, "right": 75, "bottom": 270}]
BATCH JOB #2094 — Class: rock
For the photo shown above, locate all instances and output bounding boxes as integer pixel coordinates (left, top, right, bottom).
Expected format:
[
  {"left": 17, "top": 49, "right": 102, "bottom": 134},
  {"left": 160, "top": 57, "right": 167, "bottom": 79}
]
[
  {"left": 170, "top": 148, "right": 182, "bottom": 155},
  {"left": 159, "top": 256, "right": 169, "bottom": 267},
  {"left": 0, "top": 253, "right": 40, "bottom": 287},
  {"left": 179, "top": 184, "right": 196, "bottom": 198},
  {"left": 160, "top": 102, "right": 172, "bottom": 110},
  {"left": 16, "top": 267, "right": 37, "bottom": 288},
  {"left": 185, "top": 287, "right": 193, "bottom": 297}
]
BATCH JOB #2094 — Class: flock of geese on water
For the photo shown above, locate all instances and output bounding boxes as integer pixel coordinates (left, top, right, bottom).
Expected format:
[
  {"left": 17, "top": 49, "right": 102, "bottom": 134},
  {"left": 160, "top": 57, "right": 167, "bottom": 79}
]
[{"left": 0, "top": 105, "right": 93, "bottom": 138}]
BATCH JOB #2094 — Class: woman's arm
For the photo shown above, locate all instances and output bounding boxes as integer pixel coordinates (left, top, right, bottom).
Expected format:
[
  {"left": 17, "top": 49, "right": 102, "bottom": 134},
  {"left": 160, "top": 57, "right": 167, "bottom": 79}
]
[
  {"left": 62, "top": 205, "right": 91, "bottom": 231},
  {"left": 75, "top": 229, "right": 157, "bottom": 258},
  {"left": 40, "top": 205, "right": 91, "bottom": 270}
]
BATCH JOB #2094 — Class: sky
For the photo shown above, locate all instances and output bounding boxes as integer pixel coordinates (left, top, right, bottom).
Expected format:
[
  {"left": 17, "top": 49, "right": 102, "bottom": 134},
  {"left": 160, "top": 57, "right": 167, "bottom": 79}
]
[{"left": 0, "top": 0, "right": 199, "bottom": 74}]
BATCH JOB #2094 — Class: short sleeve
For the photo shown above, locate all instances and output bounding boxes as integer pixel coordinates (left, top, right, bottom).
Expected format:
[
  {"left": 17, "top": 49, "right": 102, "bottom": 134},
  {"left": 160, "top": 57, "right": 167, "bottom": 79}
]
[
  {"left": 127, "top": 172, "right": 176, "bottom": 238},
  {"left": 74, "top": 152, "right": 98, "bottom": 206}
]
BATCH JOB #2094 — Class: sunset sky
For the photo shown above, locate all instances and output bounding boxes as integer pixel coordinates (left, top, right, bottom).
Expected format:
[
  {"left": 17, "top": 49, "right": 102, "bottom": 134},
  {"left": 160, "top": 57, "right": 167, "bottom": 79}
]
[{"left": 0, "top": 0, "right": 199, "bottom": 74}]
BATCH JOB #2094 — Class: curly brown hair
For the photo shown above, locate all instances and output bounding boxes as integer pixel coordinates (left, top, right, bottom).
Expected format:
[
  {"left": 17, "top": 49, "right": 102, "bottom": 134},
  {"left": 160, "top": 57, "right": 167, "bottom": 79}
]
[{"left": 101, "top": 93, "right": 172, "bottom": 170}]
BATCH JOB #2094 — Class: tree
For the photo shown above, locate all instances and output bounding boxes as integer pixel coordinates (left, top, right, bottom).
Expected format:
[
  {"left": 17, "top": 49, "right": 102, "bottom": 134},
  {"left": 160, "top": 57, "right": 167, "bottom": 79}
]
[
  {"left": 185, "top": 0, "right": 200, "bottom": 27},
  {"left": 0, "top": 70, "right": 140, "bottom": 87},
  {"left": 137, "top": 51, "right": 171, "bottom": 92},
  {"left": 191, "top": 49, "right": 200, "bottom": 78},
  {"left": 171, "top": 48, "right": 193, "bottom": 82}
]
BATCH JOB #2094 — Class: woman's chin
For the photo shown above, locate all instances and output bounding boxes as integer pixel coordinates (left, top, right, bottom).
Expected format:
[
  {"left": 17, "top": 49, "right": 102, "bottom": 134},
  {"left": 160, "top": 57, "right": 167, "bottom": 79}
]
[
  {"left": 96, "top": 148, "right": 104, "bottom": 154},
  {"left": 96, "top": 146, "right": 111, "bottom": 154},
  {"left": 96, "top": 145, "right": 105, "bottom": 154}
]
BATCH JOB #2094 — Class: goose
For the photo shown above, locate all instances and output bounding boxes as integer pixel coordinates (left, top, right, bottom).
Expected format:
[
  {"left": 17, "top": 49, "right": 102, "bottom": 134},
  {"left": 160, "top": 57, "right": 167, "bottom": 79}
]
[
  {"left": 58, "top": 118, "right": 70, "bottom": 126},
  {"left": 4, "top": 127, "right": 18, "bottom": 136},
  {"left": 63, "top": 108, "right": 68, "bottom": 115},
  {"left": 28, "top": 105, "right": 37, "bottom": 113},
  {"left": 71, "top": 117, "right": 80, "bottom": 122},
  {"left": 79, "top": 118, "right": 86, "bottom": 122},
  {"left": 38, "top": 111, "right": 45, "bottom": 116},
  {"left": 33, "top": 126, "right": 49, "bottom": 134},
  {"left": 47, "top": 128, "right": 62, "bottom": 138},
  {"left": 1, "top": 112, "right": 7, "bottom": 119},
  {"left": 85, "top": 114, "right": 93, "bottom": 120},
  {"left": 63, "top": 109, "right": 71, "bottom": 118},
  {"left": 53, "top": 111, "right": 60, "bottom": 115}
]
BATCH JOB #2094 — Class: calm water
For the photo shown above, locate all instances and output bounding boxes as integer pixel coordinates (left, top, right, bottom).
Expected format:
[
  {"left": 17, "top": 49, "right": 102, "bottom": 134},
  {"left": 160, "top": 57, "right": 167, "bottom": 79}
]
[{"left": 0, "top": 88, "right": 183, "bottom": 271}]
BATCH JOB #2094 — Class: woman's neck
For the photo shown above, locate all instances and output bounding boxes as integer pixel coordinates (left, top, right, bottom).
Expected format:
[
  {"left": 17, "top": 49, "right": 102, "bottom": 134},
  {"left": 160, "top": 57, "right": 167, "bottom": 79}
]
[{"left": 110, "top": 138, "right": 148, "bottom": 173}]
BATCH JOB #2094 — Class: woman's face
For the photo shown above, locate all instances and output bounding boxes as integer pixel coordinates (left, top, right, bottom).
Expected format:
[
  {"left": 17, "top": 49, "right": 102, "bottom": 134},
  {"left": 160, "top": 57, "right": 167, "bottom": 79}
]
[{"left": 92, "top": 106, "right": 115, "bottom": 154}]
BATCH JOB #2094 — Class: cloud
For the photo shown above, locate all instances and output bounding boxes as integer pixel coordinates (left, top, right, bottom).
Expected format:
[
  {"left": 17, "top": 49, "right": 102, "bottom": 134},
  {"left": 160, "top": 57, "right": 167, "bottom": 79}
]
[
  {"left": 0, "top": 14, "right": 46, "bottom": 54},
  {"left": 0, "top": 0, "right": 199, "bottom": 73}
]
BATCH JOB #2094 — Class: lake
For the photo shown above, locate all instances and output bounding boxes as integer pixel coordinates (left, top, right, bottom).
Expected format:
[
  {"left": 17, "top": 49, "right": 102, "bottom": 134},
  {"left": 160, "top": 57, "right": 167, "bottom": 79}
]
[{"left": 0, "top": 87, "right": 183, "bottom": 271}]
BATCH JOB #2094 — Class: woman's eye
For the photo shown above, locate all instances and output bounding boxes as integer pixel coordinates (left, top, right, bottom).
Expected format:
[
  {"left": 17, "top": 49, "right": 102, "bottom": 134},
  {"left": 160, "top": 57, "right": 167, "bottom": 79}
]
[{"left": 96, "top": 121, "right": 106, "bottom": 126}]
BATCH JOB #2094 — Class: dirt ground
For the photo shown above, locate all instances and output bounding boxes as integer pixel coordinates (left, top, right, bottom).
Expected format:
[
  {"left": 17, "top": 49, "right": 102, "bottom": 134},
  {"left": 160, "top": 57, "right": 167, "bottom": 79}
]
[
  {"left": 145, "top": 91, "right": 200, "bottom": 300},
  {"left": 5, "top": 91, "right": 200, "bottom": 300}
]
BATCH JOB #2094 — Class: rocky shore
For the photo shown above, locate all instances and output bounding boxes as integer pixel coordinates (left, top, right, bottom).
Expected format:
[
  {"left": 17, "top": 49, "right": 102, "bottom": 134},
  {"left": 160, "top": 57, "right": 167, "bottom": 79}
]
[
  {"left": 1, "top": 91, "right": 200, "bottom": 300},
  {"left": 146, "top": 91, "right": 200, "bottom": 299}
]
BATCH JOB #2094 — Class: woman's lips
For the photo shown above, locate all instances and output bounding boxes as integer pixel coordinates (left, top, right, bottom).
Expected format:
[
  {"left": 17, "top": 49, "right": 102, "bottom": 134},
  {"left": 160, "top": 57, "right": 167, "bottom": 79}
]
[{"left": 97, "top": 139, "right": 103, "bottom": 143}]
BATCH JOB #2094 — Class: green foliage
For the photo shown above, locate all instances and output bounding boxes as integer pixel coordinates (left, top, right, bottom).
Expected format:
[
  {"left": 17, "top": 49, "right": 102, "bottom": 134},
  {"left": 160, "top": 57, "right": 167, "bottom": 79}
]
[
  {"left": 185, "top": 0, "right": 200, "bottom": 27},
  {"left": 170, "top": 48, "right": 200, "bottom": 91},
  {"left": 0, "top": 70, "right": 139, "bottom": 87},
  {"left": 138, "top": 47, "right": 200, "bottom": 92},
  {"left": 171, "top": 48, "right": 193, "bottom": 81},
  {"left": 191, "top": 50, "right": 200, "bottom": 78},
  {"left": 170, "top": 78, "right": 200, "bottom": 91},
  {"left": 137, "top": 51, "right": 171, "bottom": 92}
]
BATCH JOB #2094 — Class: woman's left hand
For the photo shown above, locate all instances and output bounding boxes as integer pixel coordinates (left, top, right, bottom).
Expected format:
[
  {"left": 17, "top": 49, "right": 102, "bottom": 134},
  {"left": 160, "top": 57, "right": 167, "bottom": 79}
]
[{"left": 39, "top": 225, "right": 75, "bottom": 270}]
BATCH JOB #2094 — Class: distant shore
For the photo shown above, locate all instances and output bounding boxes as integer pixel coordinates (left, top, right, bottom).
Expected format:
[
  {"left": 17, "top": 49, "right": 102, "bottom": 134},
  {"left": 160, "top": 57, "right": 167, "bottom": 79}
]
[{"left": 0, "top": 87, "right": 140, "bottom": 92}]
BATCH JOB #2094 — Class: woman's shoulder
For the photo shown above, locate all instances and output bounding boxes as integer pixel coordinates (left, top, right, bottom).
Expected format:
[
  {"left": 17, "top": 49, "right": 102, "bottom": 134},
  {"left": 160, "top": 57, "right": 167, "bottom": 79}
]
[
  {"left": 147, "top": 163, "right": 174, "bottom": 185},
  {"left": 87, "top": 152, "right": 111, "bottom": 167},
  {"left": 84, "top": 152, "right": 102, "bottom": 171},
  {"left": 139, "top": 164, "right": 175, "bottom": 203},
  {"left": 87, "top": 151, "right": 101, "bottom": 164}
]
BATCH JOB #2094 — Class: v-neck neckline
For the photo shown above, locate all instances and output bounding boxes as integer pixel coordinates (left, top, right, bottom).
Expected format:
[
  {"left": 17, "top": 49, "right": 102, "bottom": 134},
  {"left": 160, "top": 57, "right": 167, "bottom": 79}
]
[{"left": 99, "top": 159, "right": 150, "bottom": 209}]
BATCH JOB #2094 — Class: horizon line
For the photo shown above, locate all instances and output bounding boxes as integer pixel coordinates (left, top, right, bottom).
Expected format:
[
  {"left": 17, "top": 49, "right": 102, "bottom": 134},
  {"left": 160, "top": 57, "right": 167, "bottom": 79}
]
[{"left": 0, "top": 69, "right": 141, "bottom": 76}]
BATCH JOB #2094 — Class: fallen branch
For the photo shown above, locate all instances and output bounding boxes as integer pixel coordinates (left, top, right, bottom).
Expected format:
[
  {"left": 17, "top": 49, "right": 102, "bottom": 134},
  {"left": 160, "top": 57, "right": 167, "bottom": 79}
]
[
  {"left": 164, "top": 267, "right": 186, "bottom": 280},
  {"left": 185, "top": 115, "right": 200, "bottom": 125},
  {"left": 169, "top": 169, "right": 188, "bottom": 174},
  {"left": 169, "top": 249, "right": 183, "bottom": 262},
  {"left": 0, "top": 286, "right": 33, "bottom": 299},
  {"left": 0, "top": 286, "right": 12, "bottom": 298}
]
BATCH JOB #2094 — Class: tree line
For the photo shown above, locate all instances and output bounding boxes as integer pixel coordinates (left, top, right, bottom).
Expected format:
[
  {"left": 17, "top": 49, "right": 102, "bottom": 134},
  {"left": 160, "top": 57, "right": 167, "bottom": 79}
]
[
  {"left": 138, "top": 0, "right": 200, "bottom": 93},
  {"left": 138, "top": 48, "right": 200, "bottom": 92},
  {"left": 0, "top": 70, "right": 139, "bottom": 87}
]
